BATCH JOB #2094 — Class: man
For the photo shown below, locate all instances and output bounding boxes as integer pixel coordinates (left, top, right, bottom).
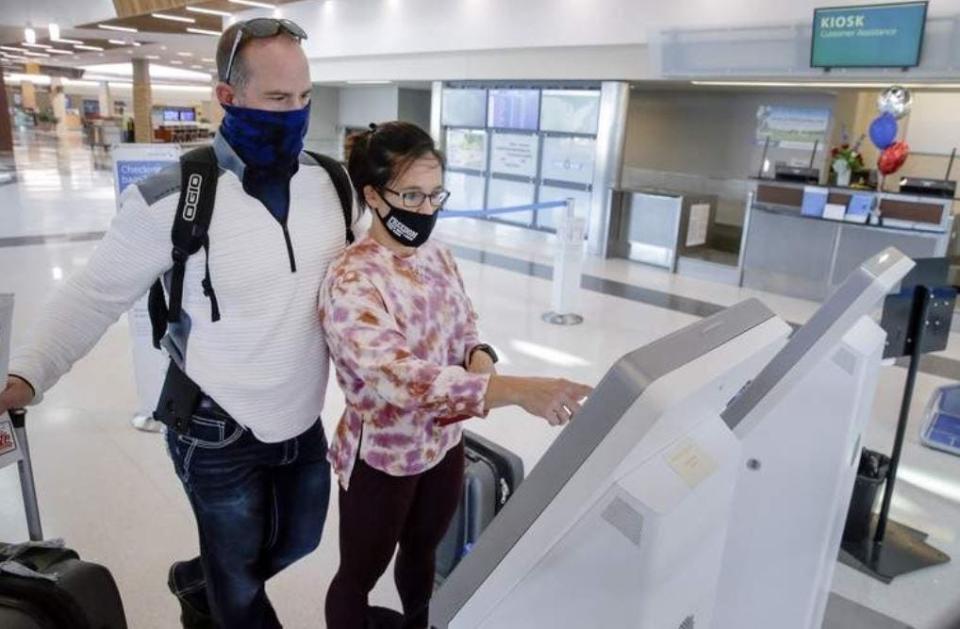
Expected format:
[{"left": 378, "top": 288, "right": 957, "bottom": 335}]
[{"left": 0, "top": 19, "right": 353, "bottom": 628}]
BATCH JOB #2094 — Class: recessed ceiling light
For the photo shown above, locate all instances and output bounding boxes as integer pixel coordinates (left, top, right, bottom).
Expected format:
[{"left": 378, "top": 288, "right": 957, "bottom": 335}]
[
  {"left": 186, "top": 6, "right": 232, "bottom": 17},
  {"left": 75, "top": 44, "right": 105, "bottom": 52},
  {"left": 108, "top": 39, "right": 128, "bottom": 46},
  {"left": 190, "top": 64, "right": 203, "bottom": 69},
  {"left": 186, "top": 27, "right": 222, "bottom": 36},
  {"left": 132, "top": 42, "right": 142, "bottom": 47},
  {"left": 0, "top": 46, "right": 28, "bottom": 53},
  {"left": 177, "top": 52, "right": 193, "bottom": 57},
  {"left": 229, "top": 0, "right": 277, "bottom": 8},
  {"left": 152, "top": 13, "right": 196, "bottom": 24},
  {"left": 145, "top": 55, "right": 161, "bottom": 60},
  {"left": 23, "top": 43, "right": 51, "bottom": 49},
  {"left": 201, "top": 58, "right": 215, "bottom": 63},
  {"left": 98, "top": 24, "right": 139, "bottom": 33},
  {"left": 170, "top": 60, "right": 184, "bottom": 65},
  {"left": 23, "top": 51, "right": 50, "bottom": 58},
  {"left": 46, "top": 49, "right": 74, "bottom": 55}
]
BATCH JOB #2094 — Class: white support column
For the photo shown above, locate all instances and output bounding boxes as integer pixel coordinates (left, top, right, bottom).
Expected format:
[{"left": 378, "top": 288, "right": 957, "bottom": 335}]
[
  {"left": 587, "top": 81, "right": 630, "bottom": 258},
  {"left": 430, "top": 80, "right": 443, "bottom": 148},
  {"left": 50, "top": 78, "right": 68, "bottom": 136},
  {"left": 98, "top": 81, "right": 112, "bottom": 117}
]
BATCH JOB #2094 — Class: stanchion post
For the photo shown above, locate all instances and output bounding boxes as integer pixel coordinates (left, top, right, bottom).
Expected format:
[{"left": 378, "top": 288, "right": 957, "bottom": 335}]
[{"left": 543, "top": 198, "right": 585, "bottom": 326}]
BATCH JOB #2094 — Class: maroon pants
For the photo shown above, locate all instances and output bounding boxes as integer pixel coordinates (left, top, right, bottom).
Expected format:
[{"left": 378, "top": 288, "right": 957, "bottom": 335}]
[{"left": 325, "top": 440, "right": 465, "bottom": 629}]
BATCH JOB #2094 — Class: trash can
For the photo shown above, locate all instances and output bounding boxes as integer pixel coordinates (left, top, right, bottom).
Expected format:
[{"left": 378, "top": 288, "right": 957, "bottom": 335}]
[{"left": 842, "top": 448, "right": 890, "bottom": 543}]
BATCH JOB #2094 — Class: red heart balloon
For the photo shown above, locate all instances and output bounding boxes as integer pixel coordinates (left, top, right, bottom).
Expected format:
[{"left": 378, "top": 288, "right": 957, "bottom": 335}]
[{"left": 878, "top": 141, "right": 910, "bottom": 175}]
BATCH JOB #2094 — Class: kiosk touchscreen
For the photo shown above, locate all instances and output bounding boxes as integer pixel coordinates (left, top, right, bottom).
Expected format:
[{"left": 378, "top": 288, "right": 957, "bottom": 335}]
[{"left": 430, "top": 248, "right": 912, "bottom": 629}]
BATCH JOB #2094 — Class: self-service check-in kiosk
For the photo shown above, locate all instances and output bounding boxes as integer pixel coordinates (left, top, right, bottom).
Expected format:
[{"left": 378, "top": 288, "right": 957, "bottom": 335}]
[{"left": 430, "top": 248, "right": 912, "bottom": 629}]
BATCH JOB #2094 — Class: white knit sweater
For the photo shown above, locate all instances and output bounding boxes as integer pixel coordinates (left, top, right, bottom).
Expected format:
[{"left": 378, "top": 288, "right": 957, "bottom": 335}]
[{"left": 11, "top": 138, "right": 354, "bottom": 443}]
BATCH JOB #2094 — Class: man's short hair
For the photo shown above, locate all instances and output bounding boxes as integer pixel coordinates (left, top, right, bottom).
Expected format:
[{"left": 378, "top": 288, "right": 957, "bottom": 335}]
[{"left": 215, "top": 21, "right": 300, "bottom": 91}]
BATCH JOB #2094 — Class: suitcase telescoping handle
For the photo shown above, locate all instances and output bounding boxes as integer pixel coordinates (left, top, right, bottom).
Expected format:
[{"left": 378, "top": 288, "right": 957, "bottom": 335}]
[{"left": 8, "top": 409, "right": 43, "bottom": 542}]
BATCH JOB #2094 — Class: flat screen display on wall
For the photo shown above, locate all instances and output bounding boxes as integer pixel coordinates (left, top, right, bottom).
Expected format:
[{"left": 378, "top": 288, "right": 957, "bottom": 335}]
[
  {"left": 487, "top": 89, "right": 540, "bottom": 131},
  {"left": 442, "top": 89, "right": 487, "bottom": 128},
  {"left": 811, "top": 2, "right": 927, "bottom": 68},
  {"left": 540, "top": 90, "right": 601, "bottom": 135}
]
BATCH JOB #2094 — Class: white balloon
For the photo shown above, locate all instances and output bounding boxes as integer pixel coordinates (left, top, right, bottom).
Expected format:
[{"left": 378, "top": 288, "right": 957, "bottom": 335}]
[{"left": 877, "top": 86, "right": 913, "bottom": 119}]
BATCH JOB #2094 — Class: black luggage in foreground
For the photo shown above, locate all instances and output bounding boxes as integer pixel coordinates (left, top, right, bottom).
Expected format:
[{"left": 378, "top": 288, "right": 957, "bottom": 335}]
[{"left": 0, "top": 409, "right": 127, "bottom": 629}]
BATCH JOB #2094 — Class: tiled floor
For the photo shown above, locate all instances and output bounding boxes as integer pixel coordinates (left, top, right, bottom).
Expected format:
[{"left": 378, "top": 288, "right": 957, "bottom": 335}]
[{"left": 1, "top": 134, "right": 959, "bottom": 628}]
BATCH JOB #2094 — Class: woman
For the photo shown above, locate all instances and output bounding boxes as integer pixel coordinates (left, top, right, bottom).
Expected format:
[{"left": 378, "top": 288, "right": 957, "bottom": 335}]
[{"left": 321, "top": 121, "right": 592, "bottom": 629}]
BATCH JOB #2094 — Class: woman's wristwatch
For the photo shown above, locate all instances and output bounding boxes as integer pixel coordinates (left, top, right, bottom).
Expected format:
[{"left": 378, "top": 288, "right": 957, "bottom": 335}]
[{"left": 468, "top": 343, "right": 499, "bottom": 365}]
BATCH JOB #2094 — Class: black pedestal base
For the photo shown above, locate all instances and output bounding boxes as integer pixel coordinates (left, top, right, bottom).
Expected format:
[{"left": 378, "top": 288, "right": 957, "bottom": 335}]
[{"left": 840, "top": 516, "right": 950, "bottom": 584}]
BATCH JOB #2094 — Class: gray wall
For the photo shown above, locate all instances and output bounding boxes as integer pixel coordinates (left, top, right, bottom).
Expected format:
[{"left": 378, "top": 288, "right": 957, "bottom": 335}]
[
  {"left": 307, "top": 84, "right": 431, "bottom": 159},
  {"left": 398, "top": 88, "right": 432, "bottom": 131},
  {"left": 306, "top": 85, "right": 342, "bottom": 158},
  {"left": 622, "top": 89, "right": 837, "bottom": 225},
  {"left": 339, "top": 85, "right": 400, "bottom": 128}
]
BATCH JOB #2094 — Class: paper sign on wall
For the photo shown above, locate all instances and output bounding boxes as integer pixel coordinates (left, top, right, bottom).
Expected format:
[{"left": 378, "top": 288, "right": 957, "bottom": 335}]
[{"left": 686, "top": 203, "right": 710, "bottom": 247}]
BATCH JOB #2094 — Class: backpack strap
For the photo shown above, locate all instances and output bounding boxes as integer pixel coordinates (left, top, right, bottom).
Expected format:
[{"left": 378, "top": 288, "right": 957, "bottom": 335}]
[
  {"left": 148, "top": 145, "right": 220, "bottom": 349},
  {"left": 304, "top": 150, "right": 355, "bottom": 245}
]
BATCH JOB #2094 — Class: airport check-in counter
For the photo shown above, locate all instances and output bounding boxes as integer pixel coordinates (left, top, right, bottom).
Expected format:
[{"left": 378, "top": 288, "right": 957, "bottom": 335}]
[
  {"left": 609, "top": 187, "right": 719, "bottom": 271},
  {"left": 741, "top": 181, "right": 952, "bottom": 301}
]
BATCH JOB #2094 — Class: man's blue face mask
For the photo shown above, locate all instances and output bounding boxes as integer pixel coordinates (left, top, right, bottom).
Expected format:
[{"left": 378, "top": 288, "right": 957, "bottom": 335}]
[{"left": 220, "top": 102, "right": 311, "bottom": 171}]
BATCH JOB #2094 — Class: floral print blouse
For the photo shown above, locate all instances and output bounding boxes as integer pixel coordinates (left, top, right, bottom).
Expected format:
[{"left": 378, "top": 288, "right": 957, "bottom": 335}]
[{"left": 320, "top": 235, "right": 491, "bottom": 489}]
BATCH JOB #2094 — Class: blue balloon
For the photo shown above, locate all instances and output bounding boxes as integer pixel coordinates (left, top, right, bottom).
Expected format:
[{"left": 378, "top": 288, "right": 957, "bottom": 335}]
[{"left": 869, "top": 113, "right": 898, "bottom": 150}]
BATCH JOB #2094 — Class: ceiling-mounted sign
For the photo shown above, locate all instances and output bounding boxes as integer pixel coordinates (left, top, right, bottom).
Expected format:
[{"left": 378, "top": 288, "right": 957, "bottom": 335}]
[{"left": 811, "top": 2, "right": 928, "bottom": 68}]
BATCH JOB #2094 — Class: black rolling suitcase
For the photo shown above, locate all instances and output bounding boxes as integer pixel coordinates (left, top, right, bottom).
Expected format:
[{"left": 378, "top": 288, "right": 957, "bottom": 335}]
[
  {"left": 435, "top": 431, "right": 524, "bottom": 584},
  {"left": 0, "top": 409, "right": 127, "bottom": 629}
]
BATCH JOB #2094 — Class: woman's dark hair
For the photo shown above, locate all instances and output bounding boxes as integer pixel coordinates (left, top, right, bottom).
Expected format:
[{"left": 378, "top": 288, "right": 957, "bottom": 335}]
[{"left": 347, "top": 121, "right": 445, "bottom": 209}]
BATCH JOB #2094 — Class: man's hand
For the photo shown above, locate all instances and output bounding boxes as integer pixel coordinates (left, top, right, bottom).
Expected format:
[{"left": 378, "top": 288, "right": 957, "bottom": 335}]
[{"left": 0, "top": 376, "right": 35, "bottom": 416}]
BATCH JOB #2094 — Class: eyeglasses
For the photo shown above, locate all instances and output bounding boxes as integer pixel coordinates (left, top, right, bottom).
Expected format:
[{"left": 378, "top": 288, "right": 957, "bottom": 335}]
[
  {"left": 222, "top": 18, "right": 309, "bottom": 85},
  {"left": 383, "top": 187, "right": 451, "bottom": 209}
]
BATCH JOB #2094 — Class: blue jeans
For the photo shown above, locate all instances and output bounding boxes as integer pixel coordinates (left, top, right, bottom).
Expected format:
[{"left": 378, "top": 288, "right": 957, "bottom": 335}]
[{"left": 165, "top": 399, "right": 331, "bottom": 628}]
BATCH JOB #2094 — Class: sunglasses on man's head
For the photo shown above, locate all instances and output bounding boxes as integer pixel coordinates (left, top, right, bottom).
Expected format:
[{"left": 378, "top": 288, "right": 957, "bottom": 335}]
[{"left": 222, "top": 18, "right": 309, "bottom": 85}]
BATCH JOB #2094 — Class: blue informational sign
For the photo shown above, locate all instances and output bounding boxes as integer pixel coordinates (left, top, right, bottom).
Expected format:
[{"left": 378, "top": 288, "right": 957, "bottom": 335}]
[
  {"left": 811, "top": 2, "right": 928, "bottom": 68},
  {"left": 487, "top": 89, "right": 540, "bottom": 131},
  {"left": 115, "top": 160, "right": 172, "bottom": 195}
]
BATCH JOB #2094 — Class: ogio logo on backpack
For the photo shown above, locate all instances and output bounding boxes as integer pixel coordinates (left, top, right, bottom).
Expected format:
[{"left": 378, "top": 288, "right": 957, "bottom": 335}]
[{"left": 183, "top": 173, "right": 203, "bottom": 221}]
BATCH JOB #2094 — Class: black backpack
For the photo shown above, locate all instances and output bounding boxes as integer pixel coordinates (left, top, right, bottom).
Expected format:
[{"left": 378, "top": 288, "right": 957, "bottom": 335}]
[{"left": 147, "top": 146, "right": 355, "bottom": 349}]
